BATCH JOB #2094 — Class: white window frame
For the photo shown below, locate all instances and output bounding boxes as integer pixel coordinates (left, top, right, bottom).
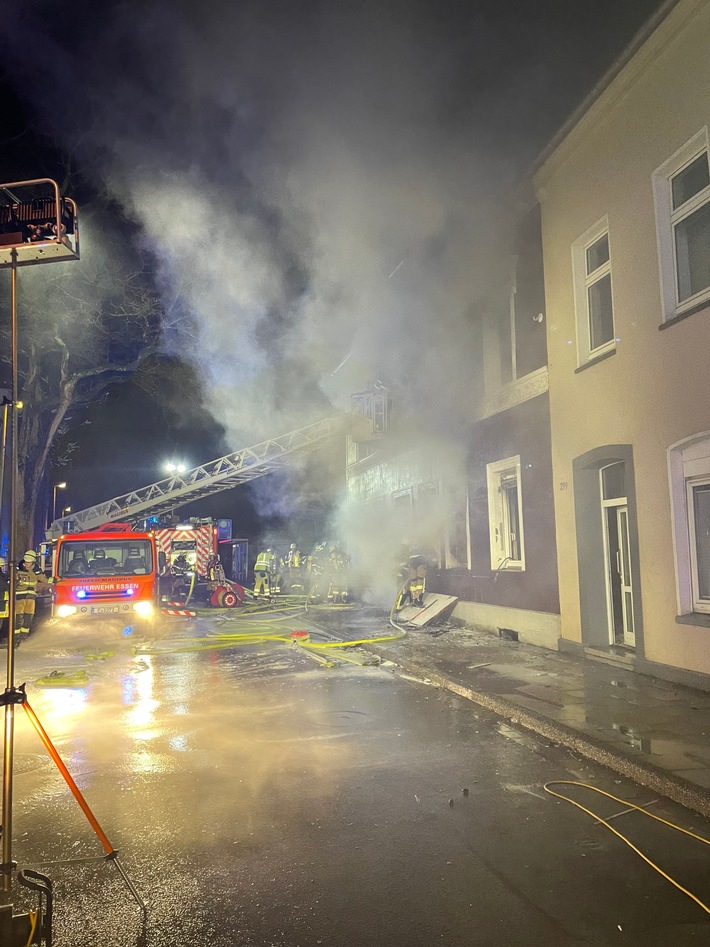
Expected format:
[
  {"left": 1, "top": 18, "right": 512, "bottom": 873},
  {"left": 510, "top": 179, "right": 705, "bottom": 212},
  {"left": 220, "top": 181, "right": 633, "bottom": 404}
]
[
  {"left": 653, "top": 127, "right": 710, "bottom": 322},
  {"left": 571, "top": 216, "right": 615, "bottom": 365},
  {"left": 486, "top": 455, "right": 525, "bottom": 571},
  {"left": 668, "top": 433, "right": 710, "bottom": 616}
]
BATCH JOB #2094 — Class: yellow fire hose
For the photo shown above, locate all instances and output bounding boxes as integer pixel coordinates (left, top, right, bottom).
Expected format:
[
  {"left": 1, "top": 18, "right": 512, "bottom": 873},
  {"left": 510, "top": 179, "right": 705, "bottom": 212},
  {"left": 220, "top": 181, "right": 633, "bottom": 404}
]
[
  {"left": 544, "top": 780, "right": 710, "bottom": 915},
  {"left": 34, "top": 669, "right": 90, "bottom": 687},
  {"left": 183, "top": 571, "right": 197, "bottom": 606}
]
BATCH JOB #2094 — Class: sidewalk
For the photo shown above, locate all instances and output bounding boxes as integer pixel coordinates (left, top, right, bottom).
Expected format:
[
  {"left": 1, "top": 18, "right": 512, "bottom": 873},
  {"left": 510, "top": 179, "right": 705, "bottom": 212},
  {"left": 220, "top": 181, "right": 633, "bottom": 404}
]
[{"left": 360, "top": 619, "right": 710, "bottom": 818}]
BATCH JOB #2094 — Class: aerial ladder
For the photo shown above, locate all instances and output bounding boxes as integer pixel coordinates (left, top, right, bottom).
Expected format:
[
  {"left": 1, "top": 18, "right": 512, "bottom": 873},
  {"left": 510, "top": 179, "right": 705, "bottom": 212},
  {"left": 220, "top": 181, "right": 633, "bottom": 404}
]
[{"left": 46, "top": 391, "right": 388, "bottom": 539}]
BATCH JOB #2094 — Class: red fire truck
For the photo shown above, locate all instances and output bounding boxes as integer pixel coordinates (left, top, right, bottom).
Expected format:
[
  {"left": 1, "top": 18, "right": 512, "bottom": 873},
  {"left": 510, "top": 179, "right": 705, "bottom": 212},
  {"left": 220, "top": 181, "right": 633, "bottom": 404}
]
[
  {"left": 52, "top": 523, "right": 160, "bottom": 621},
  {"left": 154, "top": 519, "right": 246, "bottom": 607},
  {"left": 155, "top": 519, "right": 217, "bottom": 576}
]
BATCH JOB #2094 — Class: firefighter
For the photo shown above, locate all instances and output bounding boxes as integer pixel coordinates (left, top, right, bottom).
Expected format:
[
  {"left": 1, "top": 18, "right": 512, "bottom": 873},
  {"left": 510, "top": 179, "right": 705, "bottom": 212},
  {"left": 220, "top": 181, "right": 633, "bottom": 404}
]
[
  {"left": 170, "top": 553, "right": 190, "bottom": 601},
  {"left": 0, "top": 556, "right": 9, "bottom": 639},
  {"left": 206, "top": 554, "right": 226, "bottom": 584},
  {"left": 16, "top": 550, "right": 51, "bottom": 636},
  {"left": 271, "top": 548, "right": 282, "bottom": 595},
  {"left": 253, "top": 547, "right": 275, "bottom": 600},
  {"left": 172, "top": 553, "right": 189, "bottom": 574},
  {"left": 285, "top": 542, "right": 303, "bottom": 592},
  {"left": 326, "top": 547, "right": 349, "bottom": 604},
  {"left": 306, "top": 542, "right": 327, "bottom": 603},
  {"left": 396, "top": 551, "right": 427, "bottom": 610}
]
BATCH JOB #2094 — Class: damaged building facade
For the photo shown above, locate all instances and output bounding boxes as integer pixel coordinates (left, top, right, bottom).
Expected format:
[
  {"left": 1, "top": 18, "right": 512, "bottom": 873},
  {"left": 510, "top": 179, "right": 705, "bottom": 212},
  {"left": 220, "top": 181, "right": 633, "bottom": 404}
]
[
  {"left": 348, "top": 0, "right": 710, "bottom": 689},
  {"left": 346, "top": 201, "right": 560, "bottom": 650}
]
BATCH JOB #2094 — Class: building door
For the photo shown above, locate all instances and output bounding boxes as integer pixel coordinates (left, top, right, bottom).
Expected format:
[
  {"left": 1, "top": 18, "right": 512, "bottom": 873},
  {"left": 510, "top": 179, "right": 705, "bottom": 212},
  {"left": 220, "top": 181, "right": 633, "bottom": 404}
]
[{"left": 601, "top": 463, "right": 635, "bottom": 648}]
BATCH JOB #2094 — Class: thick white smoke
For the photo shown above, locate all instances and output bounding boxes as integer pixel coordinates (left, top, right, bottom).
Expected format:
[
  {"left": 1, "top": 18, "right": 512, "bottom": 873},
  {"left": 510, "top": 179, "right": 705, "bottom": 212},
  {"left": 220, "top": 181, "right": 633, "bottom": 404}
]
[
  {"left": 1, "top": 0, "right": 511, "bottom": 448},
  {"left": 1, "top": 0, "right": 659, "bottom": 577}
]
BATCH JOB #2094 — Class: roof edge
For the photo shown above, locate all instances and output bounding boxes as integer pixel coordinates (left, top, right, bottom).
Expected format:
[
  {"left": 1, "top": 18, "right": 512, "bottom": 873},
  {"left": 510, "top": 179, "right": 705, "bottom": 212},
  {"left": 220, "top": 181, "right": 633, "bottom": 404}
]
[{"left": 529, "top": 0, "right": 683, "bottom": 179}]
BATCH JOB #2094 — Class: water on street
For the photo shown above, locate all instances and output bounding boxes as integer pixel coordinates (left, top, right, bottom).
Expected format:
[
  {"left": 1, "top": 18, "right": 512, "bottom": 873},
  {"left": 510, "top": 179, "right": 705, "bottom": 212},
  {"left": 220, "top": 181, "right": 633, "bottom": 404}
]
[{"left": 4, "top": 610, "right": 710, "bottom": 945}]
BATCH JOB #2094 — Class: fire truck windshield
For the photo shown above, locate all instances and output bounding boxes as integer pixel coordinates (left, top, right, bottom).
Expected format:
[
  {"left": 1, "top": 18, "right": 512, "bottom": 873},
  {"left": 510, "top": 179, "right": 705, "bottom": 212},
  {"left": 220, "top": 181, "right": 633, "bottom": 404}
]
[{"left": 58, "top": 540, "right": 153, "bottom": 578}]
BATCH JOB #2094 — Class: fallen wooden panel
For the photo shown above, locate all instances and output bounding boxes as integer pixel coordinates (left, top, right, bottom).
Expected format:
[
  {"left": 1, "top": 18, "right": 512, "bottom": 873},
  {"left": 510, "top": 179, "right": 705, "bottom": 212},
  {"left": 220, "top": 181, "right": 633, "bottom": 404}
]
[{"left": 397, "top": 593, "right": 459, "bottom": 627}]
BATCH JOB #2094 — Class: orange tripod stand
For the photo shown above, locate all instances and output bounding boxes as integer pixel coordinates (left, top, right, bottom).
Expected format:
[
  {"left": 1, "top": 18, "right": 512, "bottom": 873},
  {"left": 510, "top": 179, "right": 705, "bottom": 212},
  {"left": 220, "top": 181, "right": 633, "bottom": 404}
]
[{"left": 1, "top": 684, "right": 146, "bottom": 944}]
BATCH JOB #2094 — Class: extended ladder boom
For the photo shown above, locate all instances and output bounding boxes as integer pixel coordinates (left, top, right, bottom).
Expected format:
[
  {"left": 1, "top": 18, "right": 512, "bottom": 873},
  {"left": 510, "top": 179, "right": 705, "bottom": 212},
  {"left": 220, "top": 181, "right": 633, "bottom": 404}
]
[{"left": 48, "top": 414, "right": 356, "bottom": 538}]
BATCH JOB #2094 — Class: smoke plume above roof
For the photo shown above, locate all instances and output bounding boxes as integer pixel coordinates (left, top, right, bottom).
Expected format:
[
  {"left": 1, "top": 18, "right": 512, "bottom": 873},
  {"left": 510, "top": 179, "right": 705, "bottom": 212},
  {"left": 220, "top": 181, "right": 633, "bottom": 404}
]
[
  {"left": 0, "top": 0, "right": 526, "bottom": 443},
  {"left": 1, "top": 0, "right": 662, "bottom": 450}
]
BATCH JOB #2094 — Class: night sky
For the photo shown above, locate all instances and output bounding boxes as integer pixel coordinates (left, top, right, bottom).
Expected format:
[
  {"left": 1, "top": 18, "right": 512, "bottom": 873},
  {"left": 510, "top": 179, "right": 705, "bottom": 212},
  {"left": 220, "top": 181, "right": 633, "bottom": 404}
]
[{"left": 0, "top": 0, "right": 664, "bottom": 545}]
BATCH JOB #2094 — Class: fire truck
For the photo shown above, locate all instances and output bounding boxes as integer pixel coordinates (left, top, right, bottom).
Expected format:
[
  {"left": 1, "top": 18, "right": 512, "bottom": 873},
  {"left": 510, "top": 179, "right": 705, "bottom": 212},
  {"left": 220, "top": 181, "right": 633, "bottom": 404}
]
[
  {"left": 155, "top": 519, "right": 218, "bottom": 577},
  {"left": 155, "top": 518, "right": 247, "bottom": 607},
  {"left": 52, "top": 523, "right": 160, "bottom": 621},
  {"left": 45, "top": 392, "right": 388, "bottom": 608}
]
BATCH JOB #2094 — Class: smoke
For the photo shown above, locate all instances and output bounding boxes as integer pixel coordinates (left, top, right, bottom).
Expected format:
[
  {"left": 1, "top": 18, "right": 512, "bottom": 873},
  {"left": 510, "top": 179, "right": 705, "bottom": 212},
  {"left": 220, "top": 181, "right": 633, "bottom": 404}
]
[
  {"left": 333, "top": 431, "right": 469, "bottom": 605},
  {"left": 1, "top": 0, "right": 517, "bottom": 448},
  {"left": 2, "top": 0, "right": 656, "bottom": 574}
]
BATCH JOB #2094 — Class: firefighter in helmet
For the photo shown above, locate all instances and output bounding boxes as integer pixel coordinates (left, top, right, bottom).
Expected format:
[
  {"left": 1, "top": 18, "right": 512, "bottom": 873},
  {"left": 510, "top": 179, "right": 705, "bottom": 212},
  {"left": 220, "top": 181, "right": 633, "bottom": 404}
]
[
  {"left": 206, "top": 554, "right": 226, "bottom": 584},
  {"left": 306, "top": 542, "right": 328, "bottom": 603},
  {"left": 170, "top": 553, "right": 191, "bottom": 601},
  {"left": 16, "top": 549, "right": 51, "bottom": 636},
  {"left": 253, "top": 547, "right": 276, "bottom": 600},
  {"left": 326, "top": 546, "right": 349, "bottom": 604},
  {"left": 172, "top": 553, "right": 189, "bottom": 574},
  {"left": 285, "top": 542, "right": 303, "bottom": 592},
  {"left": 396, "top": 550, "right": 427, "bottom": 610}
]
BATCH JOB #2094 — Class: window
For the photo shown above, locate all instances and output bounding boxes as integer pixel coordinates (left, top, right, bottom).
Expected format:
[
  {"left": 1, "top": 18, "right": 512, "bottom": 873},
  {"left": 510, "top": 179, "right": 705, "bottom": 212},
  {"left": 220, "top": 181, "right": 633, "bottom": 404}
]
[
  {"left": 668, "top": 434, "right": 710, "bottom": 615},
  {"left": 413, "top": 482, "right": 442, "bottom": 566},
  {"left": 498, "top": 301, "right": 514, "bottom": 385},
  {"left": 572, "top": 217, "right": 615, "bottom": 363},
  {"left": 487, "top": 456, "right": 525, "bottom": 570},
  {"left": 58, "top": 540, "right": 153, "bottom": 578},
  {"left": 654, "top": 129, "right": 710, "bottom": 320},
  {"left": 491, "top": 209, "right": 547, "bottom": 389},
  {"left": 688, "top": 480, "right": 710, "bottom": 611},
  {"left": 443, "top": 482, "right": 470, "bottom": 569}
]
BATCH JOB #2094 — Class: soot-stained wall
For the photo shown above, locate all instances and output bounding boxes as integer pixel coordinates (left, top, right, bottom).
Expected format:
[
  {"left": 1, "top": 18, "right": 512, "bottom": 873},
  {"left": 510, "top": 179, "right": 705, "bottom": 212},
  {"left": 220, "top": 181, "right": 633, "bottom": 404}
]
[{"left": 437, "top": 392, "right": 559, "bottom": 614}]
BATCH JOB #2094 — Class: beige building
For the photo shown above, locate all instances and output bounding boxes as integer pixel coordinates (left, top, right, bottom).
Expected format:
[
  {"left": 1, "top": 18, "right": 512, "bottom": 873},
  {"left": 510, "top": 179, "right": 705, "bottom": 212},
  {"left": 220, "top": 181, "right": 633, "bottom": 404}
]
[{"left": 534, "top": 0, "right": 710, "bottom": 684}]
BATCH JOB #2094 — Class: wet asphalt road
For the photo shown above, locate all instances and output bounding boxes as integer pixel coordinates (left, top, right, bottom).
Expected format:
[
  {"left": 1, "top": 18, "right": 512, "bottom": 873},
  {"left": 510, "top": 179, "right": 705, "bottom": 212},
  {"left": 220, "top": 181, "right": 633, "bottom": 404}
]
[{"left": 4, "top": 612, "right": 710, "bottom": 946}]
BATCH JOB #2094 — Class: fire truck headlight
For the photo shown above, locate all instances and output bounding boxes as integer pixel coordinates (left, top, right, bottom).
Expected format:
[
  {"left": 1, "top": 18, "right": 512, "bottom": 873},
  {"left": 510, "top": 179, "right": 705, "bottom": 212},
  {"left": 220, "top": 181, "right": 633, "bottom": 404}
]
[
  {"left": 56, "top": 605, "right": 78, "bottom": 618},
  {"left": 133, "top": 601, "right": 154, "bottom": 617}
]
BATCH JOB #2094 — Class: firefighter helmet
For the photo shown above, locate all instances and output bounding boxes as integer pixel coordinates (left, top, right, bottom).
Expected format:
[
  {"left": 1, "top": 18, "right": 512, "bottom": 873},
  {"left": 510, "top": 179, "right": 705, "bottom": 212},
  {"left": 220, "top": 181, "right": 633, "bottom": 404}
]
[
  {"left": 23, "top": 550, "right": 37, "bottom": 562},
  {"left": 0, "top": 557, "right": 6, "bottom": 569}
]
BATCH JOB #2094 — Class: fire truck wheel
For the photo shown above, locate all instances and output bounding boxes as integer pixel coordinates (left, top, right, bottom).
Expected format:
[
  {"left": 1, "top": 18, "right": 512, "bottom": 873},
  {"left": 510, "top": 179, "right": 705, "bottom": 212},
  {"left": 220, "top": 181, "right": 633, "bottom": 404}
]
[{"left": 220, "top": 589, "right": 239, "bottom": 608}]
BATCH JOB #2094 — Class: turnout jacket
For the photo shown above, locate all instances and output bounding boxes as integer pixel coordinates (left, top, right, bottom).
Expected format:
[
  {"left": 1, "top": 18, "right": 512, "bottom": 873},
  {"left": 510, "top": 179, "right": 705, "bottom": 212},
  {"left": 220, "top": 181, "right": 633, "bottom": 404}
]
[{"left": 16, "top": 564, "right": 51, "bottom": 600}]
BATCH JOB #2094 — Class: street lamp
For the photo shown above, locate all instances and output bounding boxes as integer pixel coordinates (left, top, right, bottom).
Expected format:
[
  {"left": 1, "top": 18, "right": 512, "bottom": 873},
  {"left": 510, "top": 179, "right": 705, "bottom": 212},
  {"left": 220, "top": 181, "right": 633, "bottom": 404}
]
[{"left": 52, "top": 481, "right": 67, "bottom": 522}]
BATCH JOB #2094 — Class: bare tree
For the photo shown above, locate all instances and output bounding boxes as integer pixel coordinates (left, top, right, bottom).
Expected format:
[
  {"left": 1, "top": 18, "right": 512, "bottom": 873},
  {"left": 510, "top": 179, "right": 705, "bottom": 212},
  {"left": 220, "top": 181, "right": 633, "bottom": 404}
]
[{"left": 0, "top": 209, "right": 165, "bottom": 550}]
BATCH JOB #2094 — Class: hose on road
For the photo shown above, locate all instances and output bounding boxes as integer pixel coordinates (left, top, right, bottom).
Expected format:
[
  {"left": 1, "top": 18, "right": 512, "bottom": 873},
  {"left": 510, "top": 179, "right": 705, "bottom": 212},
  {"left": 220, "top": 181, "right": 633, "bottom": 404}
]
[{"left": 544, "top": 780, "right": 710, "bottom": 916}]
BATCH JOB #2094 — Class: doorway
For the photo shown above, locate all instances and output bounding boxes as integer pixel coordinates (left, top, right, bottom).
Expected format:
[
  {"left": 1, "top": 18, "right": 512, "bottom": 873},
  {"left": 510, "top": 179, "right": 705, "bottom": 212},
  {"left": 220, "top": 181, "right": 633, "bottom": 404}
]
[{"left": 601, "top": 464, "right": 635, "bottom": 647}]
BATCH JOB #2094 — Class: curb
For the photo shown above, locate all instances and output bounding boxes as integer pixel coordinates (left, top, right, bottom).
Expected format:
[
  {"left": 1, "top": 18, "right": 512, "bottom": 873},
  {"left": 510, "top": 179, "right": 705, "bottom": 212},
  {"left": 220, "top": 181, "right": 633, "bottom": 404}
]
[{"left": 375, "top": 646, "right": 710, "bottom": 819}]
